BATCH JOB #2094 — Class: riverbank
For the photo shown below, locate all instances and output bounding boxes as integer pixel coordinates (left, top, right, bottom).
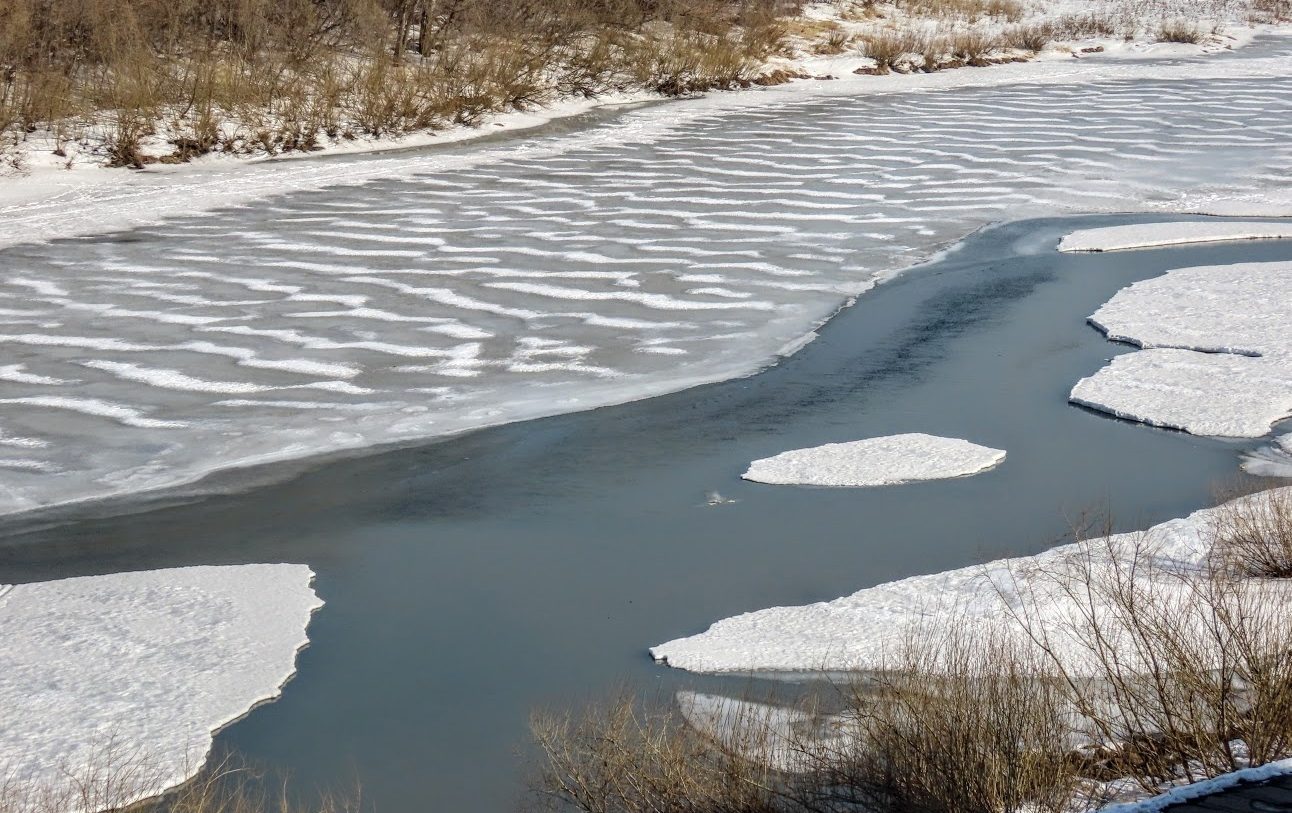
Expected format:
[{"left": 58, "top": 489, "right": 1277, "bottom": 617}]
[{"left": 3, "top": 3, "right": 1292, "bottom": 251}]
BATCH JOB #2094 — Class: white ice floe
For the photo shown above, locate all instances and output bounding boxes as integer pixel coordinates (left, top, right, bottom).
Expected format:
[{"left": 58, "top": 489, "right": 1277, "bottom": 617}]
[
  {"left": 1071, "top": 260, "right": 1292, "bottom": 438},
  {"left": 741, "top": 433, "right": 1005, "bottom": 487},
  {"left": 1058, "top": 220, "right": 1292, "bottom": 252},
  {"left": 650, "top": 489, "right": 1292, "bottom": 674},
  {"left": 1244, "top": 434, "right": 1292, "bottom": 478},
  {"left": 0, "top": 565, "right": 321, "bottom": 812}
]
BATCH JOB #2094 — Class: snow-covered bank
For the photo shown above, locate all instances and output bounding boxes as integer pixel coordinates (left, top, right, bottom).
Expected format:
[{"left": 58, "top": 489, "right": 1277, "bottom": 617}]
[
  {"left": 649, "top": 490, "right": 1292, "bottom": 674},
  {"left": 2, "top": 39, "right": 1291, "bottom": 520},
  {"left": 0, "top": 565, "right": 321, "bottom": 812},
  {"left": 1058, "top": 220, "right": 1292, "bottom": 252},
  {"left": 1070, "top": 260, "right": 1292, "bottom": 437},
  {"left": 1100, "top": 759, "right": 1292, "bottom": 813},
  {"left": 742, "top": 433, "right": 1005, "bottom": 486}
]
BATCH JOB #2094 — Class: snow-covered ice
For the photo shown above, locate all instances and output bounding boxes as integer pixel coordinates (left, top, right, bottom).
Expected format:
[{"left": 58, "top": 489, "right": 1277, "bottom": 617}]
[
  {"left": 650, "top": 490, "right": 1292, "bottom": 674},
  {"left": 0, "top": 565, "right": 321, "bottom": 811},
  {"left": 1071, "top": 261, "right": 1292, "bottom": 438},
  {"left": 741, "top": 433, "right": 1005, "bottom": 487},
  {"left": 1245, "top": 434, "right": 1292, "bottom": 478},
  {"left": 1, "top": 42, "right": 1292, "bottom": 516},
  {"left": 1058, "top": 220, "right": 1292, "bottom": 252}
]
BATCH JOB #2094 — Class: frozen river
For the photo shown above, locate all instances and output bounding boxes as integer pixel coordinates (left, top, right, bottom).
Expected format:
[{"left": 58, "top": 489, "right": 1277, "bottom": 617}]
[
  {"left": 1, "top": 39, "right": 1292, "bottom": 515},
  {"left": 3, "top": 217, "right": 1290, "bottom": 811}
]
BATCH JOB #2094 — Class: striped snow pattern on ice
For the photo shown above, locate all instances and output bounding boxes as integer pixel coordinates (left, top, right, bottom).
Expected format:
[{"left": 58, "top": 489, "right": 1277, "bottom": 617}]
[{"left": 1, "top": 74, "right": 1291, "bottom": 514}]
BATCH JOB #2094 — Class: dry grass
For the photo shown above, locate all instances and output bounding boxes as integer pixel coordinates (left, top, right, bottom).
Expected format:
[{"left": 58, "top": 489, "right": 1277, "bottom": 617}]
[
  {"left": 894, "top": 0, "right": 1024, "bottom": 23},
  {"left": 0, "top": 753, "right": 358, "bottom": 813},
  {"left": 1155, "top": 19, "right": 1204, "bottom": 43},
  {"left": 0, "top": 0, "right": 800, "bottom": 164}
]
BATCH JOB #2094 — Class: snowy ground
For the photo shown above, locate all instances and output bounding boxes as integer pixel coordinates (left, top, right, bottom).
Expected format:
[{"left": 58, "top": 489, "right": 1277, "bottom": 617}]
[
  {"left": 1070, "top": 260, "right": 1292, "bottom": 438},
  {"left": 742, "top": 433, "right": 1005, "bottom": 486},
  {"left": 650, "top": 489, "right": 1291, "bottom": 674},
  {"left": 1059, "top": 220, "right": 1292, "bottom": 252},
  {"left": 0, "top": 565, "right": 321, "bottom": 812},
  {"left": 1, "top": 39, "right": 1291, "bottom": 518}
]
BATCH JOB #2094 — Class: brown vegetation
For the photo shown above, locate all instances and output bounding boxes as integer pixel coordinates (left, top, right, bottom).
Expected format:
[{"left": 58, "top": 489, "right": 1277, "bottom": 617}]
[
  {"left": 0, "top": 0, "right": 798, "bottom": 165},
  {"left": 1155, "top": 20, "right": 1204, "bottom": 43}
]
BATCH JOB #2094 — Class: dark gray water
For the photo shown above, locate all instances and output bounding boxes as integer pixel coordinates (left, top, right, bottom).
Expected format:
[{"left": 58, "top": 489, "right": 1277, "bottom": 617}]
[{"left": 3, "top": 215, "right": 1290, "bottom": 810}]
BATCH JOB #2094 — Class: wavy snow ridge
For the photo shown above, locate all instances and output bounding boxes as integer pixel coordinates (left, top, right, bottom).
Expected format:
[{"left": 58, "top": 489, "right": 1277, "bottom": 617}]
[{"left": 0, "top": 565, "right": 321, "bottom": 813}]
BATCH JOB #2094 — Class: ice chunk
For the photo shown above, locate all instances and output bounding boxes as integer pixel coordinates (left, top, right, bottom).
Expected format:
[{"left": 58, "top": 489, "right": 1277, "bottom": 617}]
[
  {"left": 741, "top": 433, "right": 1005, "bottom": 487},
  {"left": 1071, "top": 261, "right": 1292, "bottom": 438},
  {"left": 0, "top": 565, "right": 322, "bottom": 812},
  {"left": 1059, "top": 220, "right": 1292, "bottom": 253}
]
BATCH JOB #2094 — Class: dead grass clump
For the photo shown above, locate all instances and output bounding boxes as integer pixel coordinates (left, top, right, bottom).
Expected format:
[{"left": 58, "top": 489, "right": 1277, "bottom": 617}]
[
  {"left": 859, "top": 29, "right": 923, "bottom": 73},
  {"left": 1053, "top": 12, "right": 1119, "bottom": 40},
  {"left": 528, "top": 691, "right": 782, "bottom": 813},
  {"left": 948, "top": 30, "right": 999, "bottom": 65},
  {"left": 1006, "top": 22, "right": 1054, "bottom": 53},
  {"left": 1155, "top": 20, "right": 1203, "bottom": 43}
]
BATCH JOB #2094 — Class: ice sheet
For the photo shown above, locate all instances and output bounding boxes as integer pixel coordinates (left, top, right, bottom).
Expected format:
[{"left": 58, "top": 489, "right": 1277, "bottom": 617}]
[
  {"left": 1059, "top": 220, "right": 1292, "bottom": 252},
  {"left": 0, "top": 565, "right": 322, "bottom": 812},
  {"left": 742, "top": 433, "right": 1005, "bottom": 487}
]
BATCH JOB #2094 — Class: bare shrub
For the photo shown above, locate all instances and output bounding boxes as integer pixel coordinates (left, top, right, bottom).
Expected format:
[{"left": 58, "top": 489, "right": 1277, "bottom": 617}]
[
  {"left": 1211, "top": 487, "right": 1292, "bottom": 578},
  {"left": 1001, "top": 512, "right": 1292, "bottom": 794},
  {"left": 1156, "top": 20, "right": 1203, "bottom": 43},
  {"left": 859, "top": 29, "right": 923, "bottom": 73},
  {"left": 949, "top": 30, "right": 999, "bottom": 65},
  {"left": 812, "top": 629, "right": 1093, "bottom": 813},
  {"left": 1006, "top": 22, "right": 1054, "bottom": 53}
]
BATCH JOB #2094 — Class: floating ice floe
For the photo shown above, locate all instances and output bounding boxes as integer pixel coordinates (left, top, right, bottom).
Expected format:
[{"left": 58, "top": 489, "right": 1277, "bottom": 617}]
[
  {"left": 1244, "top": 434, "right": 1292, "bottom": 478},
  {"left": 741, "top": 433, "right": 1005, "bottom": 487},
  {"left": 650, "top": 489, "right": 1292, "bottom": 674},
  {"left": 1058, "top": 220, "right": 1292, "bottom": 252},
  {"left": 0, "top": 565, "right": 321, "bottom": 813},
  {"left": 1071, "top": 260, "right": 1292, "bottom": 438}
]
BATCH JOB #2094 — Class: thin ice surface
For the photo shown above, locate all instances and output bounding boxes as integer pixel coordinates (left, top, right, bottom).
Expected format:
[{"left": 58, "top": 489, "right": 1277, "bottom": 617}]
[
  {"left": 649, "top": 490, "right": 1292, "bottom": 674},
  {"left": 0, "top": 565, "right": 321, "bottom": 811},
  {"left": 1071, "top": 261, "right": 1292, "bottom": 437},
  {"left": 2, "top": 65, "right": 1292, "bottom": 515},
  {"left": 1058, "top": 220, "right": 1292, "bottom": 252},
  {"left": 741, "top": 433, "right": 1004, "bottom": 487}
]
